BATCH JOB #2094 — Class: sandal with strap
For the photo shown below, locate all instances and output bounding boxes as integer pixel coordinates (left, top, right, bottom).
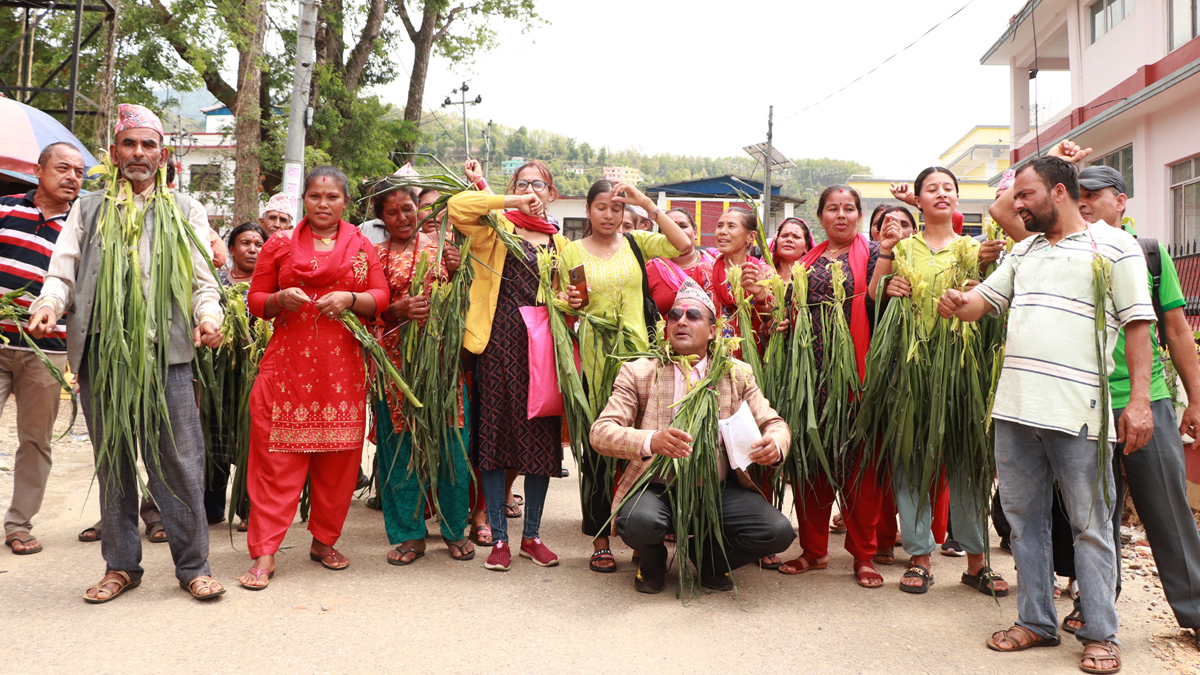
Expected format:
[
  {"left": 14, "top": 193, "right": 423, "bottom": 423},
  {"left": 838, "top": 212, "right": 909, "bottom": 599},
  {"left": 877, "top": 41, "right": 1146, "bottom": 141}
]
[
  {"left": 387, "top": 546, "right": 425, "bottom": 566},
  {"left": 779, "top": 553, "right": 830, "bottom": 575},
  {"left": 900, "top": 564, "right": 934, "bottom": 594},
  {"left": 986, "top": 624, "right": 1061, "bottom": 652},
  {"left": 504, "top": 500, "right": 522, "bottom": 518},
  {"left": 448, "top": 539, "right": 475, "bottom": 561},
  {"left": 590, "top": 548, "right": 617, "bottom": 573},
  {"left": 469, "top": 523, "right": 494, "bottom": 547},
  {"left": 1080, "top": 640, "right": 1121, "bottom": 674},
  {"left": 146, "top": 521, "right": 168, "bottom": 543},
  {"left": 873, "top": 547, "right": 896, "bottom": 566},
  {"left": 5, "top": 531, "right": 42, "bottom": 555},
  {"left": 310, "top": 548, "right": 350, "bottom": 570},
  {"left": 855, "top": 559, "right": 884, "bottom": 589},
  {"left": 759, "top": 555, "right": 783, "bottom": 570},
  {"left": 83, "top": 570, "right": 140, "bottom": 604},
  {"left": 78, "top": 525, "right": 101, "bottom": 542},
  {"left": 962, "top": 565, "right": 1009, "bottom": 597},
  {"left": 1062, "top": 607, "right": 1086, "bottom": 634},
  {"left": 181, "top": 576, "right": 226, "bottom": 600},
  {"left": 238, "top": 567, "right": 274, "bottom": 590}
]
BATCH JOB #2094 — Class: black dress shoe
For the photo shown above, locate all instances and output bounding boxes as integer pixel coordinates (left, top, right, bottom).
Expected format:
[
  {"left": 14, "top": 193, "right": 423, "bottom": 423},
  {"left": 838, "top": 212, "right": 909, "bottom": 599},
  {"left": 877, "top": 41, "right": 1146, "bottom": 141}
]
[
  {"left": 700, "top": 572, "right": 734, "bottom": 592},
  {"left": 634, "top": 570, "right": 665, "bottom": 594}
]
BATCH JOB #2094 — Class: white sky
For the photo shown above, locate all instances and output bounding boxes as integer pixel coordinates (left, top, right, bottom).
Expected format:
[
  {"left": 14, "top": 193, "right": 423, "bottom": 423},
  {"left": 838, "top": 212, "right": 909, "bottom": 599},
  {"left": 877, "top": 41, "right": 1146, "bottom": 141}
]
[{"left": 368, "top": 0, "right": 1033, "bottom": 180}]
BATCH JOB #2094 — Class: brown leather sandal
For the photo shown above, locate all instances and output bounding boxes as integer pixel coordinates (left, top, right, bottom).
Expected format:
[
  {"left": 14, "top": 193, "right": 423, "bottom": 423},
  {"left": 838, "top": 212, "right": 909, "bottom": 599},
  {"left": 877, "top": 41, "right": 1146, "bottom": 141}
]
[
  {"left": 181, "top": 576, "right": 226, "bottom": 600},
  {"left": 1080, "top": 640, "right": 1121, "bottom": 674},
  {"left": 83, "top": 571, "right": 140, "bottom": 604},
  {"left": 985, "top": 624, "right": 1062, "bottom": 652}
]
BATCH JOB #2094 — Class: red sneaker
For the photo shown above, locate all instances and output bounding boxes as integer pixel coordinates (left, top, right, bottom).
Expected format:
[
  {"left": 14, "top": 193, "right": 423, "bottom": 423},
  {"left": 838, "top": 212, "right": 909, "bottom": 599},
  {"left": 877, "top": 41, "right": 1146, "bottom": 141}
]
[
  {"left": 484, "top": 540, "right": 511, "bottom": 571},
  {"left": 519, "top": 537, "right": 559, "bottom": 567}
]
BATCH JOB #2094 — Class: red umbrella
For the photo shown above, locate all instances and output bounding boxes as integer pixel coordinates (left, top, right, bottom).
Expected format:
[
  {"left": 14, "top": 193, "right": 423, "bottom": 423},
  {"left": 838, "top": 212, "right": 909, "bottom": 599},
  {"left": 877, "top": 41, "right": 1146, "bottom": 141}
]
[{"left": 0, "top": 96, "right": 99, "bottom": 175}]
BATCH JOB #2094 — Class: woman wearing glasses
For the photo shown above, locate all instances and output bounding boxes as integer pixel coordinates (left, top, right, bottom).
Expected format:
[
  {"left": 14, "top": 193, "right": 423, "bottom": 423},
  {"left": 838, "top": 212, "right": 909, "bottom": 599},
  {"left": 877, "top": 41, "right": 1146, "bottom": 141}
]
[
  {"left": 561, "top": 180, "right": 691, "bottom": 573},
  {"left": 449, "top": 160, "right": 571, "bottom": 572}
]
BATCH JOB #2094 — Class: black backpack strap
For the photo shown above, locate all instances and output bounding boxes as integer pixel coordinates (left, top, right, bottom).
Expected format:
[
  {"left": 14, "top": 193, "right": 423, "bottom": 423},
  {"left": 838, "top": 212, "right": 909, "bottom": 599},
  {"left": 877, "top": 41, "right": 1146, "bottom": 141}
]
[
  {"left": 624, "top": 232, "right": 661, "bottom": 330},
  {"left": 1138, "top": 237, "right": 1167, "bottom": 348}
]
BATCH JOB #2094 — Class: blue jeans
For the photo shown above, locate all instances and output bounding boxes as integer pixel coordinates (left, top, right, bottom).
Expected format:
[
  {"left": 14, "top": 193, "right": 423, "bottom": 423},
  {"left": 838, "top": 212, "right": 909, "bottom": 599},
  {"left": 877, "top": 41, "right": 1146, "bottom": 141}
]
[
  {"left": 994, "top": 420, "right": 1118, "bottom": 644},
  {"left": 481, "top": 469, "right": 549, "bottom": 543}
]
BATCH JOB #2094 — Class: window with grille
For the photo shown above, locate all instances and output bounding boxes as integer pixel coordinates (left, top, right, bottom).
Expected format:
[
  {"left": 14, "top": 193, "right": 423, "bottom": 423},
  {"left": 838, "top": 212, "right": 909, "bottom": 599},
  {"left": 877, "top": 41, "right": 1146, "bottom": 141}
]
[
  {"left": 1090, "top": 0, "right": 1134, "bottom": 44},
  {"left": 1172, "top": 156, "right": 1200, "bottom": 245},
  {"left": 1090, "top": 145, "right": 1134, "bottom": 198},
  {"left": 1171, "top": 0, "right": 1199, "bottom": 50}
]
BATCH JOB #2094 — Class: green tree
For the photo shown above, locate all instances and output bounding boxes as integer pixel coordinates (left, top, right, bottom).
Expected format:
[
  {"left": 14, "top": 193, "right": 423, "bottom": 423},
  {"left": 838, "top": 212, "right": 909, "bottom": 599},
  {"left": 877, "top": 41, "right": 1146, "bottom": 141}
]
[
  {"left": 579, "top": 142, "right": 593, "bottom": 164},
  {"left": 597, "top": 145, "right": 608, "bottom": 165}
]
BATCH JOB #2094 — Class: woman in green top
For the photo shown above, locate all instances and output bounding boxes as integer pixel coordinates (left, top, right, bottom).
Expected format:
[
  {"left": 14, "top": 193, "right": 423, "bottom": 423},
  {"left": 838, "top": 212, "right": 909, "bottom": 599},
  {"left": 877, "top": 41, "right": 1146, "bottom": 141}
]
[
  {"left": 562, "top": 179, "right": 690, "bottom": 572},
  {"left": 884, "top": 166, "right": 1007, "bottom": 596}
]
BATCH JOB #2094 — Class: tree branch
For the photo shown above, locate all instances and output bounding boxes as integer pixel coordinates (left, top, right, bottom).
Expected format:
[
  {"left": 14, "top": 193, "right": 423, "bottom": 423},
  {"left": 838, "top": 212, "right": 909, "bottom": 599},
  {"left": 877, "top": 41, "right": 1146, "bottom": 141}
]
[
  {"left": 149, "top": 0, "right": 238, "bottom": 105},
  {"left": 431, "top": 4, "right": 465, "bottom": 43},
  {"left": 345, "top": 0, "right": 387, "bottom": 92},
  {"left": 396, "top": 0, "right": 419, "bottom": 41}
]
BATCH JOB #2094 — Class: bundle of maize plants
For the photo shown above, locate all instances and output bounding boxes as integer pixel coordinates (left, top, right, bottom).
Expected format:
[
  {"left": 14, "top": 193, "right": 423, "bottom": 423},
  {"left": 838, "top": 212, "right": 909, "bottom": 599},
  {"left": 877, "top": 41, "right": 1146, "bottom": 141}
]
[
  {"left": 768, "top": 264, "right": 828, "bottom": 506},
  {"left": 603, "top": 326, "right": 741, "bottom": 600},
  {"left": 1091, "top": 252, "right": 1115, "bottom": 512},
  {"left": 339, "top": 310, "right": 421, "bottom": 408},
  {"left": 818, "top": 261, "right": 863, "bottom": 477},
  {"left": 0, "top": 287, "right": 76, "bottom": 429},
  {"left": 87, "top": 154, "right": 216, "bottom": 496}
]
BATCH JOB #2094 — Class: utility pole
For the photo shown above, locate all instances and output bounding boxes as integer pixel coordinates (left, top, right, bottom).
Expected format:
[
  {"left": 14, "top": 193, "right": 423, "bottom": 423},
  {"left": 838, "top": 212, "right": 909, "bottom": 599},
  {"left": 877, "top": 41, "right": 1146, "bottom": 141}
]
[
  {"left": 281, "top": 0, "right": 317, "bottom": 222},
  {"left": 482, "top": 120, "right": 493, "bottom": 182},
  {"left": 763, "top": 106, "right": 773, "bottom": 233},
  {"left": 442, "top": 82, "right": 482, "bottom": 160}
]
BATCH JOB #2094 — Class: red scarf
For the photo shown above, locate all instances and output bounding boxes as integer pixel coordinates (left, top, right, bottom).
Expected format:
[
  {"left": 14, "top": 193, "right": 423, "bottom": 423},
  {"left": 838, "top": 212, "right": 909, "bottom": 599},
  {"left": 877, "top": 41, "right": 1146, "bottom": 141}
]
[
  {"left": 504, "top": 209, "right": 559, "bottom": 235},
  {"left": 291, "top": 217, "right": 363, "bottom": 288},
  {"left": 800, "top": 233, "right": 871, "bottom": 382},
  {"left": 710, "top": 253, "right": 766, "bottom": 312}
]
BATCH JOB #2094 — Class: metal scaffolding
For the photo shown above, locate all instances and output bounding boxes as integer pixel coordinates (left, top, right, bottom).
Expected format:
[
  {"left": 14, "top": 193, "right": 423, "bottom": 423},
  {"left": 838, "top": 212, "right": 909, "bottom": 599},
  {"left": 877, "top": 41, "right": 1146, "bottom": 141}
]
[{"left": 0, "top": 0, "right": 118, "bottom": 131}]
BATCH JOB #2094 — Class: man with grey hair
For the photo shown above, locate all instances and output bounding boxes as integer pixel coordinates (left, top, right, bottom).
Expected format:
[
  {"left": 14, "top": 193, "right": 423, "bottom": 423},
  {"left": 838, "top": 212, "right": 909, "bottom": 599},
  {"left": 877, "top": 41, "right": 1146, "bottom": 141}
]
[
  {"left": 1, "top": 142, "right": 83, "bottom": 555},
  {"left": 27, "top": 104, "right": 226, "bottom": 603}
]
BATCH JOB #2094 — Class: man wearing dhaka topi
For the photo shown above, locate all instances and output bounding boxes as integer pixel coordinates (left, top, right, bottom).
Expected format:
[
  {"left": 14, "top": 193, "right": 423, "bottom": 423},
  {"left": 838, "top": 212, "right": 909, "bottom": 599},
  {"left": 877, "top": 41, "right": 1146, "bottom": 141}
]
[{"left": 27, "top": 103, "right": 227, "bottom": 603}]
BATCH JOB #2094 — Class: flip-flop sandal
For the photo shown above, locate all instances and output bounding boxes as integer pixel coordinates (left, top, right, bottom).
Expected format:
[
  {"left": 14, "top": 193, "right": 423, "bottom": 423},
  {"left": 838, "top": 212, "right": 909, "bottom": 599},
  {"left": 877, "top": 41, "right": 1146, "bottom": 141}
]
[
  {"left": 78, "top": 525, "right": 101, "bottom": 542},
  {"left": 1061, "top": 607, "right": 1085, "bottom": 634},
  {"left": 146, "top": 522, "right": 168, "bottom": 543},
  {"left": 504, "top": 501, "right": 523, "bottom": 518},
  {"left": 900, "top": 564, "right": 934, "bottom": 594},
  {"left": 236, "top": 520, "right": 249, "bottom": 533},
  {"left": 962, "top": 566, "right": 1009, "bottom": 597},
  {"left": 985, "top": 624, "right": 1061, "bottom": 652},
  {"left": 589, "top": 548, "right": 617, "bottom": 573},
  {"left": 779, "top": 554, "right": 830, "bottom": 575},
  {"left": 873, "top": 550, "right": 896, "bottom": 565},
  {"left": 387, "top": 547, "right": 425, "bottom": 566},
  {"left": 470, "top": 524, "right": 494, "bottom": 547},
  {"left": 83, "top": 571, "right": 140, "bottom": 604},
  {"left": 310, "top": 548, "right": 350, "bottom": 570},
  {"left": 511, "top": 494, "right": 524, "bottom": 506},
  {"left": 5, "top": 532, "right": 42, "bottom": 555},
  {"left": 448, "top": 540, "right": 476, "bottom": 561},
  {"left": 1080, "top": 640, "right": 1121, "bottom": 674},
  {"left": 181, "top": 576, "right": 226, "bottom": 600},
  {"left": 759, "top": 555, "right": 783, "bottom": 570},
  {"left": 238, "top": 568, "right": 274, "bottom": 590}
]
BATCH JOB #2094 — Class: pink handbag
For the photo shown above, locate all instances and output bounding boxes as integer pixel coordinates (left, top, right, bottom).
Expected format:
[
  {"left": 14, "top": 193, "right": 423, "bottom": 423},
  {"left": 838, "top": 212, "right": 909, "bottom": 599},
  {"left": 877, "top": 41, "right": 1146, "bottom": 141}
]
[{"left": 519, "top": 306, "right": 579, "bottom": 419}]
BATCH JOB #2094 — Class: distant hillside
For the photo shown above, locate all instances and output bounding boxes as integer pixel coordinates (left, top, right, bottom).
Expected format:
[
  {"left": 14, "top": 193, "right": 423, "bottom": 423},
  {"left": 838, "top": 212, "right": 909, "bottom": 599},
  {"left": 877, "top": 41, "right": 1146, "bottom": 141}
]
[{"left": 412, "top": 112, "right": 869, "bottom": 224}]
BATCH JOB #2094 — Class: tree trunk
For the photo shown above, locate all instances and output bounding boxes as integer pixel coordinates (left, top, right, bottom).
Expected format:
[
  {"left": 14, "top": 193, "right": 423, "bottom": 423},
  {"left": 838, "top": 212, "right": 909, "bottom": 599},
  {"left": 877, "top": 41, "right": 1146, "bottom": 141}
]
[
  {"left": 232, "top": 0, "right": 267, "bottom": 225},
  {"left": 396, "top": 6, "right": 439, "bottom": 161}
]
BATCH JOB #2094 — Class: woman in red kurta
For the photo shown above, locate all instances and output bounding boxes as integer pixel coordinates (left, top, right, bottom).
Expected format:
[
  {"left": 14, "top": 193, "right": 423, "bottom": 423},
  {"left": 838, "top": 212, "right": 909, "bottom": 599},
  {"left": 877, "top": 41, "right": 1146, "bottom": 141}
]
[{"left": 238, "top": 166, "right": 389, "bottom": 589}]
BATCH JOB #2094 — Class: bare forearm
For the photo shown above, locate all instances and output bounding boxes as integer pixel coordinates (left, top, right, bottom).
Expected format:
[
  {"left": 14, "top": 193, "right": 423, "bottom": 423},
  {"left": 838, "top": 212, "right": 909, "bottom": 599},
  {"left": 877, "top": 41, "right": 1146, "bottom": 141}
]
[
  {"left": 1163, "top": 309, "right": 1200, "bottom": 402},
  {"left": 989, "top": 188, "right": 1033, "bottom": 241},
  {"left": 1124, "top": 320, "right": 1154, "bottom": 404}
]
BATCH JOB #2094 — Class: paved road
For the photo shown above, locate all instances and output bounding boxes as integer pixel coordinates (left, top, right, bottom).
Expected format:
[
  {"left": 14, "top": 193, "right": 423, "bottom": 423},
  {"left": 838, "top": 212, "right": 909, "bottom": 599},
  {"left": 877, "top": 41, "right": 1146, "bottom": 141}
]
[{"left": 0, "top": 409, "right": 1182, "bottom": 675}]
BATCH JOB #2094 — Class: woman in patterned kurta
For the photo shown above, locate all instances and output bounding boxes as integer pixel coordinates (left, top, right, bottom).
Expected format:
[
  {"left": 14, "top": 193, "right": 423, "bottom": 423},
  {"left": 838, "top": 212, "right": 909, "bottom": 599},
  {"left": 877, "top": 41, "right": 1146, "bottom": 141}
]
[
  {"left": 369, "top": 185, "right": 473, "bottom": 566},
  {"left": 448, "top": 160, "right": 570, "bottom": 572},
  {"left": 645, "top": 207, "right": 714, "bottom": 315},
  {"left": 239, "top": 167, "right": 389, "bottom": 589},
  {"left": 560, "top": 180, "right": 689, "bottom": 572},
  {"left": 708, "top": 207, "right": 777, "bottom": 360}
]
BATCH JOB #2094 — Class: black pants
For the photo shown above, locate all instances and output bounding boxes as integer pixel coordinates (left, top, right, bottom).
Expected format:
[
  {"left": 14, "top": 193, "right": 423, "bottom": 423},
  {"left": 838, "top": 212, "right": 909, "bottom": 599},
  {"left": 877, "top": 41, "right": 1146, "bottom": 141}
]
[
  {"left": 580, "top": 448, "right": 614, "bottom": 537},
  {"left": 203, "top": 460, "right": 249, "bottom": 524},
  {"left": 616, "top": 482, "right": 795, "bottom": 579}
]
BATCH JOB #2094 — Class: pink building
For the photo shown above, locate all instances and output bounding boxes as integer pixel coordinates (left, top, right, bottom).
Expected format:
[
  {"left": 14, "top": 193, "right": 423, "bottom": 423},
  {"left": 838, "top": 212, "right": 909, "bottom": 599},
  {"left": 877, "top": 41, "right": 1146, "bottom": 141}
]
[{"left": 982, "top": 0, "right": 1200, "bottom": 243}]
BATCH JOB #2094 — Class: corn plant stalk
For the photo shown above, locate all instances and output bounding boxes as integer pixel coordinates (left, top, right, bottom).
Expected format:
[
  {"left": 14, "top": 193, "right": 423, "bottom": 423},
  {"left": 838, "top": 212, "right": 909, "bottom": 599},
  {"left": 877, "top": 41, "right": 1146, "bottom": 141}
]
[{"left": 0, "top": 287, "right": 77, "bottom": 433}]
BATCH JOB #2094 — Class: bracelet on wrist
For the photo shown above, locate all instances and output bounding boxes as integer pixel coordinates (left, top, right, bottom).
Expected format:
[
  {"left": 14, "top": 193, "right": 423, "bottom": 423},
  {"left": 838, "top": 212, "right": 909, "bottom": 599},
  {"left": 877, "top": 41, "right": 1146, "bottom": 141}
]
[{"left": 879, "top": 252, "right": 895, "bottom": 260}]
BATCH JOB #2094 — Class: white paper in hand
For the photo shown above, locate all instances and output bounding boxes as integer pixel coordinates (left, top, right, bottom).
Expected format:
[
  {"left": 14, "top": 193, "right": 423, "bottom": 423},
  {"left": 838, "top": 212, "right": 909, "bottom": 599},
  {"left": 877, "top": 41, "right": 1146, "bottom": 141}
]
[{"left": 718, "top": 401, "right": 760, "bottom": 472}]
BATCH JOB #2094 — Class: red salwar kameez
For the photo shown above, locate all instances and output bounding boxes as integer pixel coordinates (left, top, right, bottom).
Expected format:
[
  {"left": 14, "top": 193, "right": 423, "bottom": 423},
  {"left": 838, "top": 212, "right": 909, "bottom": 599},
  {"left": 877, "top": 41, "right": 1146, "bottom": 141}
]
[{"left": 245, "top": 221, "right": 389, "bottom": 559}]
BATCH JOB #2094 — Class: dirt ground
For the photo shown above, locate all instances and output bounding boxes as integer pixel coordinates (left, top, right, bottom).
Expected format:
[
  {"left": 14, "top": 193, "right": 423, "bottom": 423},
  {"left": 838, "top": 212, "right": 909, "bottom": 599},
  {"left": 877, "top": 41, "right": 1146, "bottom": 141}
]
[{"left": 1, "top": 405, "right": 1197, "bottom": 675}]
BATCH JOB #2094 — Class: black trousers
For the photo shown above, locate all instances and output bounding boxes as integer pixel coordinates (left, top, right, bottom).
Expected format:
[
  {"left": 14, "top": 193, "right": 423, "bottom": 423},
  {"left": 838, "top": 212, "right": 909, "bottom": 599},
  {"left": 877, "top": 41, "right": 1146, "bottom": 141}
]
[{"left": 616, "top": 482, "right": 795, "bottom": 578}]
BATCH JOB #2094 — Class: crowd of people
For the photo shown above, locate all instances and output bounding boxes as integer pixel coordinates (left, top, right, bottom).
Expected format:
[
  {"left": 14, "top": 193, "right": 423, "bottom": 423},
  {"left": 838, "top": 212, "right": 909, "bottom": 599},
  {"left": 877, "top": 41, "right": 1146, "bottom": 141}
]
[{"left": 2, "top": 103, "right": 1199, "bottom": 673}]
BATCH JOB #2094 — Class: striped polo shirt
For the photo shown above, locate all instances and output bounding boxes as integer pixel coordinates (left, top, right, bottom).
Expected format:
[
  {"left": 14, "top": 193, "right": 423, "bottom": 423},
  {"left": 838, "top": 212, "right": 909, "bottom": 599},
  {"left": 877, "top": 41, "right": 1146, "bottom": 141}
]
[
  {"left": 977, "top": 221, "right": 1155, "bottom": 441},
  {"left": 0, "top": 191, "right": 68, "bottom": 353}
]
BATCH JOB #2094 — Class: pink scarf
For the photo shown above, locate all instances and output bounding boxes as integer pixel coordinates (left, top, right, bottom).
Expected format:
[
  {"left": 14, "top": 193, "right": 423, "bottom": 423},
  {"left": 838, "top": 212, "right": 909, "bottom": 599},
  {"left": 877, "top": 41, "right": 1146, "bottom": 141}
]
[
  {"left": 291, "top": 217, "right": 362, "bottom": 288},
  {"left": 800, "top": 233, "right": 871, "bottom": 382}
]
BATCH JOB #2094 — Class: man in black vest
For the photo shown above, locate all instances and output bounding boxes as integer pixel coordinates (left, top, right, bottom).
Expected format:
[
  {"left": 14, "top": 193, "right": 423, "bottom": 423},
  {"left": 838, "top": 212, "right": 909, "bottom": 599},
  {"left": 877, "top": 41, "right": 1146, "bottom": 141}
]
[{"left": 28, "top": 104, "right": 226, "bottom": 603}]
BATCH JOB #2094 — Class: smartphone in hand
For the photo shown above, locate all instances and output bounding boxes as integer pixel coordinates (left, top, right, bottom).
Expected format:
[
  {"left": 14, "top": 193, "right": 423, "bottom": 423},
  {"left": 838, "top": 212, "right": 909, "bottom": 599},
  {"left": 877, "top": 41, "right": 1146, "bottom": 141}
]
[{"left": 568, "top": 264, "right": 589, "bottom": 308}]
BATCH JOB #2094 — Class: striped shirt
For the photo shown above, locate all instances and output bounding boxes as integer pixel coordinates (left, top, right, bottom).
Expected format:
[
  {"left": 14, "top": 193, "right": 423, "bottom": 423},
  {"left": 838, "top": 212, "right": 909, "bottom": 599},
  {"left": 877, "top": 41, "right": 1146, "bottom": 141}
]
[
  {"left": 0, "top": 191, "right": 68, "bottom": 353},
  {"left": 977, "top": 221, "right": 1155, "bottom": 441}
]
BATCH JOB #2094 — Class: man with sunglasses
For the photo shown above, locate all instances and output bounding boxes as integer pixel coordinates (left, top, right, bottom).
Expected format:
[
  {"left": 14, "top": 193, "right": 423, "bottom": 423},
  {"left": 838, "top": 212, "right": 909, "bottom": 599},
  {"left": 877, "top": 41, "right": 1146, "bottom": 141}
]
[{"left": 590, "top": 279, "right": 794, "bottom": 594}]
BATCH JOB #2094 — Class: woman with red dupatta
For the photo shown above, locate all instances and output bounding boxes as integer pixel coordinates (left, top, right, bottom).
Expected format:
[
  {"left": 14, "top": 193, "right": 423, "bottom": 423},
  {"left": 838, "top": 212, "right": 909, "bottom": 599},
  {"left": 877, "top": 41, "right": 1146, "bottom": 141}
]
[
  {"left": 709, "top": 207, "right": 776, "bottom": 359},
  {"left": 237, "top": 166, "right": 390, "bottom": 590},
  {"left": 779, "top": 184, "right": 899, "bottom": 589}
]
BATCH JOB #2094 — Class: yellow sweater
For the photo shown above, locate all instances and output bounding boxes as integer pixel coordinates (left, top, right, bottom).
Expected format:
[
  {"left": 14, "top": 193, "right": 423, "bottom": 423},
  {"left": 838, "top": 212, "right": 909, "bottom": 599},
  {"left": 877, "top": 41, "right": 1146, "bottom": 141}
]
[{"left": 448, "top": 191, "right": 568, "bottom": 354}]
